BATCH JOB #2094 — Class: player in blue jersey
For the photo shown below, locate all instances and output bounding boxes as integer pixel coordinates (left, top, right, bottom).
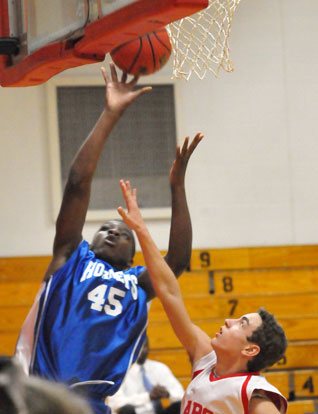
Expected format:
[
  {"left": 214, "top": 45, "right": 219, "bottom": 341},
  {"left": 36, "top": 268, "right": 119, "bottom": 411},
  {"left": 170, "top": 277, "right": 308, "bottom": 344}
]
[{"left": 15, "top": 64, "right": 203, "bottom": 414}]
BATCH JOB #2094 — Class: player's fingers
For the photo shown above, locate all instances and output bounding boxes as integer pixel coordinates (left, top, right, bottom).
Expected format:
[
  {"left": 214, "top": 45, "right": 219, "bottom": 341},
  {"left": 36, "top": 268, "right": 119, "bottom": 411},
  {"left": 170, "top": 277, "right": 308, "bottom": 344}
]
[
  {"left": 194, "top": 132, "right": 204, "bottom": 142},
  {"left": 119, "top": 179, "right": 126, "bottom": 190},
  {"left": 180, "top": 136, "right": 189, "bottom": 157},
  {"left": 101, "top": 67, "right": 109, "bottom": 83},
  {"left": 110, "top": 63, "right": 119, "bottom": 82},
  {"left": 188, "top": 132, "right": 204, "bottom": 155},
  {"left": 117, "top": 206, "right": 127, "bottom": 220},
  {"left": 125, "top": 180, "right": 131, "bottom": 193},
  {"left": 121, "top": 72, "right": 128, "bottom": 83},
  {"left": 193, "top": 132, "right": 204, "bottom": 142},
  {"left": 174, "top": 146, "right": 181, "bottom": 160},
  {"left": 129, "top": 73, "right": 140, "bottom": 87},
  {"left": 119, "top": 179, "right": 130, "bottom": 200},
  {"left": 136, "top": 86, "right": 152, "bottom": 97}
]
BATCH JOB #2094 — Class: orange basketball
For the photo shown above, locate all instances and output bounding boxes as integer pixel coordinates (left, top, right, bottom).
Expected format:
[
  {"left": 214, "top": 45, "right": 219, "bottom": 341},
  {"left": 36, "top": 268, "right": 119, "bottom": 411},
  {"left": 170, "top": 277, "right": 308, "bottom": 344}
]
[{"left": 110, "top": 28, "right": 171, "bottom": 76}]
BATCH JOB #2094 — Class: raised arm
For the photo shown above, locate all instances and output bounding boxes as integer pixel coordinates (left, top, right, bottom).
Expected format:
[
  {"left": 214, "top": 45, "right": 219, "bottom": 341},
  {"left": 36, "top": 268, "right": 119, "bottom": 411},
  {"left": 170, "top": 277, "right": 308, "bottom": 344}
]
[
  {"left": 166, "top": 133, "right": 203, "bottom": 274},
  {"left": 118, "top": 180, "right": 212, "bottom": 363},
  {"left": 138, "top": 133, "right": 203, "bottom": 299},
  {"left": 44, "top": 65, "right": 151, "bottom": 279}
]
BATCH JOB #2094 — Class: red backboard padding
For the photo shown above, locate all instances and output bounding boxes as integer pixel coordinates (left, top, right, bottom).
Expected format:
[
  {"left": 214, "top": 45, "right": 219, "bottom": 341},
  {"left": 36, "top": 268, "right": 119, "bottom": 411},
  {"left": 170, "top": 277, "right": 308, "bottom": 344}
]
[
  {"left": 0, "top": 0, "right": 10, "bottom": 70},
  {"left": 0, "top": 0, "right": 208, "bottom": 87}
]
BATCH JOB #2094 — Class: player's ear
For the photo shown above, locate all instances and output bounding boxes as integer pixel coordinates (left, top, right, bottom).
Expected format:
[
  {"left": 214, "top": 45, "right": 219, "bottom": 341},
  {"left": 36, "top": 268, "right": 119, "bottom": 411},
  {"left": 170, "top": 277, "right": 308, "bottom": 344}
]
[{"left": 241, "top": 343, "right": 260, "bottom": 358}]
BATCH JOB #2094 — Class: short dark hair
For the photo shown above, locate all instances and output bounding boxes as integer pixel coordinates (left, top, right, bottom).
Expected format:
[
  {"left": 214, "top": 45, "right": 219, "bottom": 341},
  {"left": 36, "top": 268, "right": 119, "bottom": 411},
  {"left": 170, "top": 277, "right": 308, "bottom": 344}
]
[{"left": 246, "top": 308, "right": 287, "bottom": 372}]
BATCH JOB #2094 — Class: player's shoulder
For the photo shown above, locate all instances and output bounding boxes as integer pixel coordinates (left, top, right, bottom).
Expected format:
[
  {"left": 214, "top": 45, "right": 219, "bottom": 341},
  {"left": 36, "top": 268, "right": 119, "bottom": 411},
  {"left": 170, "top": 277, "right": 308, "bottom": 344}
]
[
  {"left": 46, "top": 239, "right": 90, "bottom": 280},
  {"left": 248, "top": 375, "right": 287, "bottom": 413},
  {"left": 249, "top": 374, "right": 281, "bottom": 391}
]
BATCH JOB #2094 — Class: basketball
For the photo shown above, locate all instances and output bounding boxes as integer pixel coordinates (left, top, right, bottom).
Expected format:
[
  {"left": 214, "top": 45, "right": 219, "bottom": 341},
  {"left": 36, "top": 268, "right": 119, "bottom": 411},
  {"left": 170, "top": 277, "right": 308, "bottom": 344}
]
[{"left": 110, "top": 28, "right": 172, "bottom": 76}]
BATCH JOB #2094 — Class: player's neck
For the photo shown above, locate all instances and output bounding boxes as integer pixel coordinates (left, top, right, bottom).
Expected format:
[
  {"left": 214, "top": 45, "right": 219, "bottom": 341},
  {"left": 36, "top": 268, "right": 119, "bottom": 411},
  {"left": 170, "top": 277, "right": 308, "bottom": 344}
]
[{"left": 214, "top": 355, "right": 248, "bottom": 377}]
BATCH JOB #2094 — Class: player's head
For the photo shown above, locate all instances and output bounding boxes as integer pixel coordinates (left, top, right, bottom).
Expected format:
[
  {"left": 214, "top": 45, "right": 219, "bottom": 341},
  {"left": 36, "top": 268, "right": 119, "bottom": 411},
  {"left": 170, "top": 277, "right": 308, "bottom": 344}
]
[
  {"left": 246, "top": 308, "right": 287, "bottom": 372},
  {"left": 0, "top": 355, "right": 26, "bottom": 414},
  {"left": 0, "top": 356, "right": 92, "bottom": 414},
  {"left": 212, "top": 309, "right": 287, "bottom": 373},
  {"left": 23, "top": 378, "right": 93, "bottom": 414},
  {"left": 212, "top": 312, "right": 263, "bottom": 367},
  {"left": 90, "top": 219, "right": 136, "bottom": 270}
]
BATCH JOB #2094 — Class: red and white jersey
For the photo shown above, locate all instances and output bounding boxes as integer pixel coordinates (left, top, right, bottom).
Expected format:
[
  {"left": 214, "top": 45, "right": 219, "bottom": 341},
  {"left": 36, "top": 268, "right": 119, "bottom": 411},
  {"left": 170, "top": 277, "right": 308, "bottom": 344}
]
[{"left": 181, "top": 351, "right": 287, "bottom": 414}]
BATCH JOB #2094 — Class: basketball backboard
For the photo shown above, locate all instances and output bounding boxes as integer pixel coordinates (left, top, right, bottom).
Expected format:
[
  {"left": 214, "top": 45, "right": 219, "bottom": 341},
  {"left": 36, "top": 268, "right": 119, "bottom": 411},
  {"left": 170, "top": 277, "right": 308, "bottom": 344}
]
[{"left": 0, "top": 0, "right": 208, "bottom": 87}]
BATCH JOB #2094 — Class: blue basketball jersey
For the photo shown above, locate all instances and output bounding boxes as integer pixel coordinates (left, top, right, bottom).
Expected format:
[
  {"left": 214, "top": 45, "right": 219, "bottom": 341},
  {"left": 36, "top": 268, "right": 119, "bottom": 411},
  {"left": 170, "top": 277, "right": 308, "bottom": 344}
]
[{"left": 16, "top": 240, "right": 148, "bottom": 413}]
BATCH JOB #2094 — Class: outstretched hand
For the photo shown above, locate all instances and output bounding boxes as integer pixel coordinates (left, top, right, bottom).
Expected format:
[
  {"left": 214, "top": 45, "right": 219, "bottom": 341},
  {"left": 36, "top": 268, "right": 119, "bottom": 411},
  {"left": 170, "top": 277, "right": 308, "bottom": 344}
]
[
  {"left": 101, "top": 64, "right": 152, "bottom": 116},
  {"left": 117, "top": 180, "right": 145, "bottom": 233},
  {"left": 170, "top": 132, "right": 204, "bottom": 188}
]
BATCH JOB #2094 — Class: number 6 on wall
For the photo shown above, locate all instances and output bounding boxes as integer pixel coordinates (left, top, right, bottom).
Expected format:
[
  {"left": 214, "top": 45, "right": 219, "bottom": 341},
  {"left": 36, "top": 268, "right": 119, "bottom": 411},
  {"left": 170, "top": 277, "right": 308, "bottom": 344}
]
[{"left": 88, "top": 285, "right": 126, "bottom": 316}]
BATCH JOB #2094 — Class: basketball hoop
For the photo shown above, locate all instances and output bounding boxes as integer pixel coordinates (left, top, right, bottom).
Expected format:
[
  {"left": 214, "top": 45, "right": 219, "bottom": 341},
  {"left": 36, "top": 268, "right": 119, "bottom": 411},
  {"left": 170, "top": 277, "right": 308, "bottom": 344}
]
[
  {"left": 0, "top": 0, "right": 208, "bottom": 87},
  {"left": 167, "top": 0, "right": 241, "bottom": 80}
]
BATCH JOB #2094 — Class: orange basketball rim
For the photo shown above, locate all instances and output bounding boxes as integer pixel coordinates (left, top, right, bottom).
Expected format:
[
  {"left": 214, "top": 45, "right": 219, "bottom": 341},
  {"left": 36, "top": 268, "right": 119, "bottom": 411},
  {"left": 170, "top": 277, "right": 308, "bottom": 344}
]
[{"left": 0, "top": 0, "right": 208, "bottom": 87}]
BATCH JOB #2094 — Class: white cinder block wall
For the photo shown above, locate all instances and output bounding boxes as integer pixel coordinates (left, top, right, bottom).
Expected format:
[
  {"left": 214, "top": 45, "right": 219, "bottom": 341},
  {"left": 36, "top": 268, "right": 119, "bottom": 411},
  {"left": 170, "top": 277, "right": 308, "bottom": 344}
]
[{"left": 1, "top": 0, "right": 318, "bottom": 256}]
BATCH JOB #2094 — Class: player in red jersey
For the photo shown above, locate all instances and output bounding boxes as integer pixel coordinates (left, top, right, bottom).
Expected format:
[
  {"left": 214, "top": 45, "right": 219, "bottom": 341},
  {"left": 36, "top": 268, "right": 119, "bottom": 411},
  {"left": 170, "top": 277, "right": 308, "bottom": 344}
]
[{"left": 117, "top": 180, "right": 288, "bottom": 414}]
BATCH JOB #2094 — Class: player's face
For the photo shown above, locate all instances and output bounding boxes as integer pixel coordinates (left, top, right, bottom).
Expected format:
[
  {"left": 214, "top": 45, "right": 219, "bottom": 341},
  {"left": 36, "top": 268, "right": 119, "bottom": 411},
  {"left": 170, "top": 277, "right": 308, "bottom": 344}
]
[
  {"left": 212, "top": 313, "right": 262, "bottom": 356},
  {"left": 90, "top": 220, "right": 135, "bottom": 270}
]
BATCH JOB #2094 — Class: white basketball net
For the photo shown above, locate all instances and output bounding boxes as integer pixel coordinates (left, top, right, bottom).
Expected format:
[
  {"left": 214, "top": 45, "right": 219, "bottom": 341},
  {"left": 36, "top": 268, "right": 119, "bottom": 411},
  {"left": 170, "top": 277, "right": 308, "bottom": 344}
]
[{"left": 167, "top": 0, "right": 241, "bottom": 81}]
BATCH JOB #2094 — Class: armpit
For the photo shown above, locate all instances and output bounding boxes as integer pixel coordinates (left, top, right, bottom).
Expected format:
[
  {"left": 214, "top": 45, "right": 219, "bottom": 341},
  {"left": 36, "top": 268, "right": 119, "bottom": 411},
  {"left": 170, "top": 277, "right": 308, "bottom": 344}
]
[
  {"left": 251, "top": 389, "right": 271, "bottom": 401},
  {"left": 251, "top": 389, "right": 285, "bottom": 413}
]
